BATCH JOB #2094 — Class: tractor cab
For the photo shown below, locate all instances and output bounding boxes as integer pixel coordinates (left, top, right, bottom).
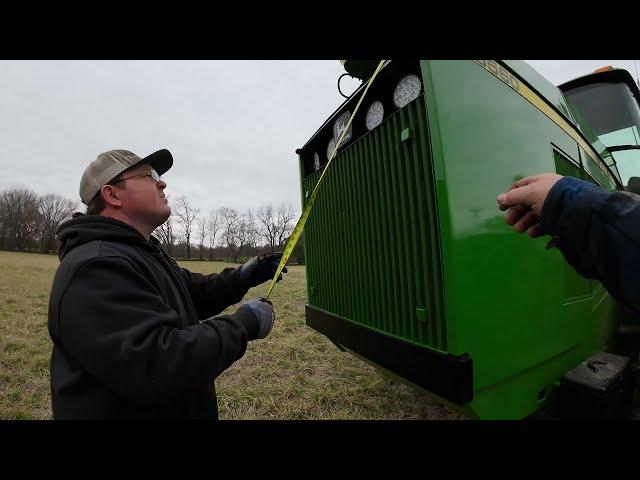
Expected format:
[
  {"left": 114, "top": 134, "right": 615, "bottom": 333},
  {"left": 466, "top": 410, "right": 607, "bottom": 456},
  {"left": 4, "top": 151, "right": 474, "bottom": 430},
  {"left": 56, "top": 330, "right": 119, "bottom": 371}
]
[{"left": 560, "top": 67, "right": 640, "bottom": 193}]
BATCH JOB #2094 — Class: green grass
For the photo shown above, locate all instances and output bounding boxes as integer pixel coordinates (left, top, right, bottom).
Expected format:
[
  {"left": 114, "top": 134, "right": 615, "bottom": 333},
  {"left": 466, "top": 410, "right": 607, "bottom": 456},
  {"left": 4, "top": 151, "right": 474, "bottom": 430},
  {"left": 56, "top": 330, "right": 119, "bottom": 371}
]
[{"left": 0, "top": 251, "right": 464, "bottom": 420}]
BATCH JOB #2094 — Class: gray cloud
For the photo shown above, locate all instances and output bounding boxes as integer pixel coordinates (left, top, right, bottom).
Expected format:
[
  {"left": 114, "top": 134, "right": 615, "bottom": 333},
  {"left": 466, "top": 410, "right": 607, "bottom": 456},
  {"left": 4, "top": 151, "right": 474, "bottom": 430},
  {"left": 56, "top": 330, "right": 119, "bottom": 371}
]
[
  {"left": 1, "top": 60, "right": 637, "bottom": 218},
  {"left": 0, "top": 60, "right": 349, "bottom": 216},
  {"left": 525, "top": 60, "right": 639, "bottom": 86}
]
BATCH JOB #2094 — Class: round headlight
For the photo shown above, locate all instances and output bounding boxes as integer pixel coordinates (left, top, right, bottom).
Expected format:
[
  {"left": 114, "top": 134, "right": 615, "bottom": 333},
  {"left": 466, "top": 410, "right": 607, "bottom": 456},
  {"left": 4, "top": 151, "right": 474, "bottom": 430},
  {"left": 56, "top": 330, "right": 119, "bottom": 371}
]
[
  {"left": 313, "top": 152, "right": 320, "bottom": 171},
  {"left": 365, "top": 101, "right": 384, "bottom": 131},
  {"left": 333, "top": 111, "right": 352, "bottom": 146},
  {"left": 393, "top": 74, "right": 422, "bottom": 108},
  {"left": 326, "top": 137, "right": 337, "bottom": 160}
]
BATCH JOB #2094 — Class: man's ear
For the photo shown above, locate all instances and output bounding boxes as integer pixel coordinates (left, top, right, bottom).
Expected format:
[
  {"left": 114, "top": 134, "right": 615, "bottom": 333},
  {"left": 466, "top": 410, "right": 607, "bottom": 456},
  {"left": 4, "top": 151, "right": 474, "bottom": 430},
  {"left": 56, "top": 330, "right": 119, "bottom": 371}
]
[{"left": 101, "top": 185, "right": 122, "bottom": 208}]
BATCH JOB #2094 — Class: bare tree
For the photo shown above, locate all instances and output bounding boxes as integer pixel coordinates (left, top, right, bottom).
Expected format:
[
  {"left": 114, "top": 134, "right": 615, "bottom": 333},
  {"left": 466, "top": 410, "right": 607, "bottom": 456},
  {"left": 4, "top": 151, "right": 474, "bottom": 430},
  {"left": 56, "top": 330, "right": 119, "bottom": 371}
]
[
  {"left": 154, "top": 216, "right": 175, "bottom": 255},
  {"left": 256, "top": 202, "right": 296, "bottom": 252},
  {"left": 0, "top": 188, "right": 42, "bottom": 251},
  {"left": 233, "top": 211, "right": 255, "bottom": 262},
  {"left": 276, "top": 202, "right": 296, "bottom": 248},
  {"left": 174, "top": 195, "right": 199, "bottom": 259},
  {"left": 256, "top": 203, "right": 278, "bottom": 253},
  {"left": 207, "top": 208, "right": 222, "bottom": 260},
  {"left": 219, "top": 206, "right": 239, "bottom": 259},
  {"left": 0, "top": 195, "right": 4, "bottom": 249},
  {"left": 244, "top": 209, "right": 259, "bottom": 256},
  {"left": 38, "top": 193, "right": 76, "bottom": 253},
  {"left": 196, "top": 216, "right": 207, "bottom": 260},
  {"left": 0, "top": 191, "right": 8, "bottom": 249}
]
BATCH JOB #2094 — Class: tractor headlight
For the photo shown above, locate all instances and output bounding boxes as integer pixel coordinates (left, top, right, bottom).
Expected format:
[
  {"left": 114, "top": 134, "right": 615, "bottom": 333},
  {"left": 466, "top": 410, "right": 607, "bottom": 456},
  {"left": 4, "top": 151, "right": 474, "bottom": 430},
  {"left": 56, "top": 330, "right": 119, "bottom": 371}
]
[
  {"left": 365, "top": 101, "right": 384, "bottom": 130},
  {"left": 393, "top": 74, "right": 422, "bottom": 108},
  {"left": 313, "top": 152, "right": 320, "bottom": 171},
  {"left": 333, "top": 111, "right": 352, "bottom": 147},
  {"left": 326, "top": 137, "right": 337, "bottom": 160}
]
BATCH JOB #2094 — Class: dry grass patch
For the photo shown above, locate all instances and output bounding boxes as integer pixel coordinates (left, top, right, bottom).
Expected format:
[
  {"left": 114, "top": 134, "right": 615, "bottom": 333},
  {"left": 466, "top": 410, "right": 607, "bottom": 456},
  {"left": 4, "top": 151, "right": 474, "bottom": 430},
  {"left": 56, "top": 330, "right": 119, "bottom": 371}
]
[
  {"left": 1, "top": 252, "right": 464, "bottom": 420},
  {"left": 0, "top": 251, "right": 59, "bottom": 420}
]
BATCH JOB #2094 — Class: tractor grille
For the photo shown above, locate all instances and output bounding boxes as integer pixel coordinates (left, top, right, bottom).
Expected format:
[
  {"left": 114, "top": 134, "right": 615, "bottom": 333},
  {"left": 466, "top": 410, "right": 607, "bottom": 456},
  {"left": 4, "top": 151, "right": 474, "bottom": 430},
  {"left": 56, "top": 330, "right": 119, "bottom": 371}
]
[{"left": 302, "top": 95, "right": 446, "bottom": 350}]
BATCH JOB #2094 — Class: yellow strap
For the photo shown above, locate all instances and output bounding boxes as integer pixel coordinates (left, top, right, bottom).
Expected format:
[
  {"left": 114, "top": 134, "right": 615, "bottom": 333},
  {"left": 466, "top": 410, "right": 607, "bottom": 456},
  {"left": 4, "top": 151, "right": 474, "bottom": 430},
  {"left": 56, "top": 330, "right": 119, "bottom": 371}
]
[{"left": 264, "top": 60, "right": 387, "bottom": 299}]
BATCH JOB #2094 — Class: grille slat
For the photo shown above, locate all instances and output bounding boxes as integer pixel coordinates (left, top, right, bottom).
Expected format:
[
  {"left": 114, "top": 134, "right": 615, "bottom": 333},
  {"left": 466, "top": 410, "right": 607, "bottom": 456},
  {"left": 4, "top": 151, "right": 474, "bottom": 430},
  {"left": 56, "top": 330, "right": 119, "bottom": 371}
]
[
  {"left": 345, "top": 147, "right": 361, "bottom": 323},
  {"left": 381, "top": 117, "right": 403, "bottom": 336},
  {"left": 399, "top": 108, "right": 421, "bottom": 342},
  {"left": 385, "top": 114, "right": 406, "bottom": 338},
  {"left": 368, "top": 130, "right": 388, "bottom": 332},
  {"left": 416, "top": 102, "right": 443, "bottom": 348},
  {"left": 353, "top": 142, "right": 371, "bottom": 328},
  {"left": 389, "top": 113, "right": 411, "bottom": 340},
  {"left": 405, "top": 104, "right": 429, "bottom": 345}
]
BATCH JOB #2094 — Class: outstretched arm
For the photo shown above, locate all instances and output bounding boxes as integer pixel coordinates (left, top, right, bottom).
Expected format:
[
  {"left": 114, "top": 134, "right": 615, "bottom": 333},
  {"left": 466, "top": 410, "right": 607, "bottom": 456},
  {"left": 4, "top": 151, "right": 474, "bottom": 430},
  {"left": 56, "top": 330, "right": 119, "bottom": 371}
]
[{"left": 498, "top": 174, "right": 640, "bottom": 316}]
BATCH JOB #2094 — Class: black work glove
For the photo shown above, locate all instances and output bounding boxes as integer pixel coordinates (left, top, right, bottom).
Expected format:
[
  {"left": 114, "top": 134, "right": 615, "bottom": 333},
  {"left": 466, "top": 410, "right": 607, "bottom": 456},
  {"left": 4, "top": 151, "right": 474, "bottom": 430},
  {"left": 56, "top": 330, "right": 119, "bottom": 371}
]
[
  {"left": 238, "top": 297, "right": 276, "bottom": 340},
  {"left": 238, "top": 253, "right": 288, "bottom": 288}
]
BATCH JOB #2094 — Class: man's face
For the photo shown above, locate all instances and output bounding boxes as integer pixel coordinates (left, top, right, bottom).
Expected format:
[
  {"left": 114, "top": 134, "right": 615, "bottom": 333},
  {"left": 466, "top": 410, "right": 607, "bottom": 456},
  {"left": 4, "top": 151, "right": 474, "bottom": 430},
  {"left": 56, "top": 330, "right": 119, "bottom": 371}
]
[{"left": 112, "top": 163, "right": 171, "bottom": 227}]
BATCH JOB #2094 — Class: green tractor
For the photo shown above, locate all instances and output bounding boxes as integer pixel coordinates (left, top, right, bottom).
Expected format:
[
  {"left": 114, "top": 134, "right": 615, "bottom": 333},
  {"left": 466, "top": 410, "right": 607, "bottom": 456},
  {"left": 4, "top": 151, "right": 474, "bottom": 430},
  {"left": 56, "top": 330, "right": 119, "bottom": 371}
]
[{"left": 295, "top": 60, "right": 640, "bottom": 419}]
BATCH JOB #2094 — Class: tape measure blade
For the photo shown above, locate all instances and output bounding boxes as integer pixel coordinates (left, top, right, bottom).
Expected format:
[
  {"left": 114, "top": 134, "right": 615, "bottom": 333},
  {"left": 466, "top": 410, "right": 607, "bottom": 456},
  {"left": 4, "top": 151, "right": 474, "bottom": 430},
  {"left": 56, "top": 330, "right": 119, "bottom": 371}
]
[{"left": 264, "top": 60, "right": 386, "bottom": 300}]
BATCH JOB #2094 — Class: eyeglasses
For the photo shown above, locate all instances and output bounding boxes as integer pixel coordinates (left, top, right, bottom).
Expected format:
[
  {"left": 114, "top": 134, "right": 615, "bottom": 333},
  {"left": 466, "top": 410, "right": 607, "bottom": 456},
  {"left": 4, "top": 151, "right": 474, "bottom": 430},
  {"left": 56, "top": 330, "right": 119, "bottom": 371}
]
[{"left": 112, "top": 169, "right": 163, "bottom": 185}]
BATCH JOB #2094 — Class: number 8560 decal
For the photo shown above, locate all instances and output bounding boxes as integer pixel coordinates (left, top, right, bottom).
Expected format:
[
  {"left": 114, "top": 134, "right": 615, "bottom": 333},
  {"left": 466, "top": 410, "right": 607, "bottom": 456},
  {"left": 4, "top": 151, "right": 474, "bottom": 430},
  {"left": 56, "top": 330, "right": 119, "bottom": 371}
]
[{"left": 474, "top": 60, "right": 520, "bottom": 92}]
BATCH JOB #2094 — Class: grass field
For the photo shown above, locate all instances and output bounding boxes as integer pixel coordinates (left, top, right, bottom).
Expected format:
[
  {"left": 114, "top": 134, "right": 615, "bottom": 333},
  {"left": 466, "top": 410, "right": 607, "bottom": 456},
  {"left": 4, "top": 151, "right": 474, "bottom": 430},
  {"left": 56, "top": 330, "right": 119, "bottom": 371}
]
[{"left": 0, "top": 250, "right": 464, "bottom": 420}]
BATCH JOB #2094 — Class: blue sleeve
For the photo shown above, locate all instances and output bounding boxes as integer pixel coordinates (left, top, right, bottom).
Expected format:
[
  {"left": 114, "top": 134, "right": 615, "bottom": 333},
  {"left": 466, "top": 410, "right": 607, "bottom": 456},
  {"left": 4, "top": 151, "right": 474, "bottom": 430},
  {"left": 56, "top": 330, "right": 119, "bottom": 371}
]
[{"left": 540, "top": 176, "right": 640, "bottom": 316}]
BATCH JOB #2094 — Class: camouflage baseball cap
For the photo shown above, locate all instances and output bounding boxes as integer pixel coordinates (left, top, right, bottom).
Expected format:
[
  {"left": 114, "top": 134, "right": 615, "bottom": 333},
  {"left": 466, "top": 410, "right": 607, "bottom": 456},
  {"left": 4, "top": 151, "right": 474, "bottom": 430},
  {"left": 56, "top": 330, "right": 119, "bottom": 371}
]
[{"left": 79, "top": 149, "right": 173, "bottom": 205}]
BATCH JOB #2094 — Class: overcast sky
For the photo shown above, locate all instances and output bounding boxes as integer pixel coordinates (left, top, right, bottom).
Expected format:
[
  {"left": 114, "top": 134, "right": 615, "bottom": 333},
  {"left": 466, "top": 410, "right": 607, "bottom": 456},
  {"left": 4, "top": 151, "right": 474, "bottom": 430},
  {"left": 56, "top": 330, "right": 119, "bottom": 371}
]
[{"left": 1, "top": 60, "right": 638, "bottom": 217}]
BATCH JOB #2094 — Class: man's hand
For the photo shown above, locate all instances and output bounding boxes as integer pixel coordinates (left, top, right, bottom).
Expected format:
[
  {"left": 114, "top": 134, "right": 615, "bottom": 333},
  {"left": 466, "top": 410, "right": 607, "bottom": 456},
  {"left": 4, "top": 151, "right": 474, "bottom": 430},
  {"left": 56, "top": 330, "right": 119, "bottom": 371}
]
[
  {"left": 240, "top": 297, "right": 276, "bottom": 339},
  {"left": 497, "top": 173, "right": 563, "bottom": 237},
  {"left": 238, "top": 253, "right": 287, "bottom": 288}
]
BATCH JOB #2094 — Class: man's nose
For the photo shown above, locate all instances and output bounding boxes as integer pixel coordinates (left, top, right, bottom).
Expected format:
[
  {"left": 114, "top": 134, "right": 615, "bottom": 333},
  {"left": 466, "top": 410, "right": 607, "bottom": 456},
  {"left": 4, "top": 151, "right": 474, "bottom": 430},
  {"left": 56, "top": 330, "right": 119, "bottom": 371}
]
[{"left": 157, "top": 180, "right": 167, "bottom": 190}]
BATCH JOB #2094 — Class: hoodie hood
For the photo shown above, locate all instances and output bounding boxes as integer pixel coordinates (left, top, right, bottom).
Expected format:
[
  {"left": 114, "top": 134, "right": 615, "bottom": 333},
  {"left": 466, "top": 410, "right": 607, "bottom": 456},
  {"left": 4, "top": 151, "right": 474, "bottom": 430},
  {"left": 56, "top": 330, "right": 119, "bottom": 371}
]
[{"left": 56, "top": 213, "right": 156, "bottom": 260}]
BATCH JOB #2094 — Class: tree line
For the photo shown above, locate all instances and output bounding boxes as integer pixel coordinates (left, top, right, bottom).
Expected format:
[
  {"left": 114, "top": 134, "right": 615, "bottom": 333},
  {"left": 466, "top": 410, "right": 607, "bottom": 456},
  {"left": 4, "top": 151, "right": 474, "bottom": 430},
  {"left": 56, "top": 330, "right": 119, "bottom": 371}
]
[
  {"left": 0, "top": 188, "right": 304, "bottom": 264},
  {"left": 155, "top": 196, "right": 303, "bottom": 263},
  {"left": 0, "top": 188, "right": 78, "bottom": 253}
]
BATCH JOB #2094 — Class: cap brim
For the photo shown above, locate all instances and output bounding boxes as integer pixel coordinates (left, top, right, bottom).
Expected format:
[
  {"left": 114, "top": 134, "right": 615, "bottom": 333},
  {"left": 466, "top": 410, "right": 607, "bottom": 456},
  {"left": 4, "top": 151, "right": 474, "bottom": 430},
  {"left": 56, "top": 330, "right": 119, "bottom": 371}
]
[{"left": 140, "top": 149, "right": 173, "bottom": 176}]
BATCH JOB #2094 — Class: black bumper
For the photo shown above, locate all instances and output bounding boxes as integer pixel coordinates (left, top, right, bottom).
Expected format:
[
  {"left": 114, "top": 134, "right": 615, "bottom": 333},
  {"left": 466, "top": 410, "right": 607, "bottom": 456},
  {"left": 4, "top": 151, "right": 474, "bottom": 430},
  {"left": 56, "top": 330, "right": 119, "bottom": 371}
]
[{"left": 306, "top": 305, "right": 474, "bottom": 406}]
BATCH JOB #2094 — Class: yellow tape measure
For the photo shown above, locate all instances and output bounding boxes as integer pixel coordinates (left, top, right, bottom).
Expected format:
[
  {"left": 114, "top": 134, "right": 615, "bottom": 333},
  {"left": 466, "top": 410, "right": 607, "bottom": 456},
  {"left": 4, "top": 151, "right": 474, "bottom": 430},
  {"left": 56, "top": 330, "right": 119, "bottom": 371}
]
[{"left": 264, "top": 59, "right": 387, "bottom": 300}]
